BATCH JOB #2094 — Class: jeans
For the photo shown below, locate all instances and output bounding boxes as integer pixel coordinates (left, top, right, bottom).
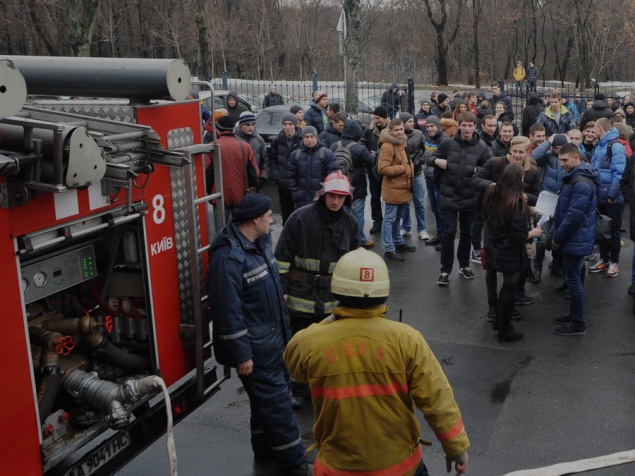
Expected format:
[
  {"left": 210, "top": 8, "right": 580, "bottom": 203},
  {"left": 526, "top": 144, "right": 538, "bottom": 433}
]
[
  {"left": 528, "top": 80, "right": 537, "bottom": 92},
  {"left": 440, "top": 209, "right": 474, "bottom": 273},
  {"left": 352, "top": 197, "right": 368, "bottom": 242},
  {"left": 382, "top": 203, "right": 406, "bottom": 252},
  {"left": 401, "top": 171, "right": 427, "bottom": 233},
  {"left": 563, "top": 254, "right": 586, "bottom": 323},
  {"left": 425, "top": 179, "right": 444, "bottom": 237},
  {"left": 598, "top": 202, "right": 624, "bottom": 263}
]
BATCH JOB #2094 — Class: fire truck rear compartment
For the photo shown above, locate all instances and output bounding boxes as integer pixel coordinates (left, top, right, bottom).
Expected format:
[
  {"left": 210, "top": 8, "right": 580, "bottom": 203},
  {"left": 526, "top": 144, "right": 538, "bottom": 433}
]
[{"left": 21, "top": 219, "right": 160, "bottom": 470}]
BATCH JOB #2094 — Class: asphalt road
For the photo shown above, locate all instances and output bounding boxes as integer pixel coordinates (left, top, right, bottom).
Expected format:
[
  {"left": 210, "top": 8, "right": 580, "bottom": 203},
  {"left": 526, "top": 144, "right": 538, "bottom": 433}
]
[{"left": 118, "top": 186, "right": 635, "bottom": 476}]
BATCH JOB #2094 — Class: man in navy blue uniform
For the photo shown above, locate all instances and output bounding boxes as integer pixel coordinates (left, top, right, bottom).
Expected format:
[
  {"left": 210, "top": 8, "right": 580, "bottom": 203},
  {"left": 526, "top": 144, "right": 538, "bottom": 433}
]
[{"left": 207, "top": 194, "right": 309, "bottom": 475}]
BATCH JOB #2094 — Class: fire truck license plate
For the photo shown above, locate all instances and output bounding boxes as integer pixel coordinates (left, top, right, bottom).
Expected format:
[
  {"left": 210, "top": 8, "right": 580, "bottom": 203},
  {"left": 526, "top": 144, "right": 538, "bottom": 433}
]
[{"left": 66, "top": 432, "right": 131, "bottom": 476}]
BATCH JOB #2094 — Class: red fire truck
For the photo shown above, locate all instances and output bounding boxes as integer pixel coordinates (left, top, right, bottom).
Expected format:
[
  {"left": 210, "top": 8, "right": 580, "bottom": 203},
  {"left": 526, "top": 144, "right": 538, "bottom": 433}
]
[{"left": 0, "top": 56, "right": 228, "bottom": 475}]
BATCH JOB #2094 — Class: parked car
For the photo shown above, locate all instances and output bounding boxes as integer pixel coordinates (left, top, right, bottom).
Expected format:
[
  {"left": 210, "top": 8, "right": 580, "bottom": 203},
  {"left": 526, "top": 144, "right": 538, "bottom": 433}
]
[
  {"left": 328, "top": 95, "right": 381, "bottom": 113},
  {"left": 255, "top": 105, "right": 310, "bottom": 146}
]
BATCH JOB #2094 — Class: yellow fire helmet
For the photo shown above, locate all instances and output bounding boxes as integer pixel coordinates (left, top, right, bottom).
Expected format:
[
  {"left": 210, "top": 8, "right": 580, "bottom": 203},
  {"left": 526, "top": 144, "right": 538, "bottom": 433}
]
[{"left": 331, "top": 248, "right": 390, "bottom": 298}]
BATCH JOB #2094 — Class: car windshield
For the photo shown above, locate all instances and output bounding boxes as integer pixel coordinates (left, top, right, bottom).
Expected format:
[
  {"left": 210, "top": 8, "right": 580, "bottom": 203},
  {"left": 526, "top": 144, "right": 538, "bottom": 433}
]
[{"left": 256, "top": 109, "right": 286, "bottom": 128}]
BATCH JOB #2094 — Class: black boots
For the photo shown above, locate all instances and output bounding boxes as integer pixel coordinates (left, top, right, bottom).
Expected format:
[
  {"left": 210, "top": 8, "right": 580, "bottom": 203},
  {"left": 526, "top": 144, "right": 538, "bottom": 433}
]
[{"left": 497, "top": 282, "right": 524, "bottom": 342}]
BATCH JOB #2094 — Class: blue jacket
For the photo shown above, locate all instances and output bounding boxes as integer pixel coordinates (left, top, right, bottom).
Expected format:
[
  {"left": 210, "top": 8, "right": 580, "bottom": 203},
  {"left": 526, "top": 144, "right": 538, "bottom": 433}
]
[
  {"left": 531, "top": 140, "right": 564, "bottom": 194},
  {"left": 590, "top": 127, "right": 626, "bottom": 204},
  {"left": 287, "top": 141, "right": 340, "bottom": 208},
  {"left": 304, "top": 101, "right": 328, "bottom": 134},
  {"left": 318, "top": 123, "right": 342, "bottom": 149},
  {"left": 207, "top": 222, "right": 291, "bottom": 368},
  {"left": 553, "top": 163, "right": 600, "bottom": 256}
]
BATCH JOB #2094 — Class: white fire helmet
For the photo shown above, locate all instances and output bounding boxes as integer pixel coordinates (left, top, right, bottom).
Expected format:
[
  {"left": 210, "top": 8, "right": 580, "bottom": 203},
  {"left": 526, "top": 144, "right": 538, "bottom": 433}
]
[
  {"left": 316, "top": 171, "right": 353, "bottom": 201},
  {"left": 331, "top": 248, "right": 390, "bottom": 298}
]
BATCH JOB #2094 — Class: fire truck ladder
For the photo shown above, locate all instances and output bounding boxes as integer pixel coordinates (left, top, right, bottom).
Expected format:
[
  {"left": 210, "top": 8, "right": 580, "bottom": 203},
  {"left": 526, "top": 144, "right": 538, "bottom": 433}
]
[{"left": 176, "top": 142, "right": 231, "bottom": 400}]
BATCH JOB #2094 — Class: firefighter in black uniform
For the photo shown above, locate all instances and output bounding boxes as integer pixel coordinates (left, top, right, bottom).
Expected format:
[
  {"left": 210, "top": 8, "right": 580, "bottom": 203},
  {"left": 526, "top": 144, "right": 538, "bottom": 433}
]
[{"left": 275, "top": 171, "right": 359, "bottom": 407}]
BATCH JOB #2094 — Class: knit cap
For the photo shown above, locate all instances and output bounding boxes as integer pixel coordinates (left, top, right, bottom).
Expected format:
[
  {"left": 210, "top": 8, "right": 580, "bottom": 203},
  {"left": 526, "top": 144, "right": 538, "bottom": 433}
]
[
  {"left": 290, "top": 105, "right": 303, "bottom": 114},
  {"left": 399, "top": 113, "right": 413, "bottom": 123},
  {"left": 281, "top": 113, "right": 297, "bottom": 126},
  {"left": 232, "top": 194, "right": 272, "bottom": 222},
  {"left": 238, "top": 111, "right": 257, "bottom": 126},
  {"left": 552, "top": 134, "right": 568, "bottom": 147},
  {"left": 373, "top": 106, "right": 388, "bottom": 118},
  {"left": 302, "top": 126, "right": 318, "bottom": 138},
  {"left": 426, "top": 116, "right": 440, "bottom": 127},
  {"left": 438, "top": 93, "right": 449, "bottom": 103},
  {"left": 217, "top": 115, "right": 235, "bottom": 131}
]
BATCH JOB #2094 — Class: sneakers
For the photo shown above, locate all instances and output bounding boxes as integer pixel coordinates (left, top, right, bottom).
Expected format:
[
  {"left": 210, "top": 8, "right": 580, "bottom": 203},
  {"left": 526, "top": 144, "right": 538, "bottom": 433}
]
[
  {"left": 589, "top": 260, "right": 609, "bottom": 273},
  {"left": 369, "top": 222, "right": 382, "bottom": 234},
  {"left": 606, "top": 262, "right": 619, "bottom": 278},
  {"left": 515, "top": 292, "right": 534, "bottom": 305},
  {"left": 470, "top": 249, "right": 482, "bottom": 264},
  {"left": 361, "top": 240, "right": 375, "bottom": 248},
  {"left": 585, "top": 251, "right": 596, "bottom": 261},
  {"left": 554, "top": 321, "right": 586, "bottom": 336},
  {"left": 530, "top": 268, "right": 542, "bottom": 284},
  {"left": 384, "top": 251, "right": 405, "bottom": 261},
  {"left": 400, "top": 229, "right": 412, "bottom": 237},
  {"left": 459, "top": 267, "right": 474, "bottom": 279},
  {"left": 512, "top": 307, "right": 522, "bottom": 320},
  {"left": 437, "top": 273, "right": 449, "bottom": 286},
  {"left": 418, "top": 230, "right": 430, "bottom": 241},
  {"left": 628, "top": 283, "right": 635, "bottom": 296},
  {"left": 553, "top": 315, "right": 571, "bottom": 325},
  {"left": 425, "top": 235, "right": 442, "bottom": 246},
  {"left": 435, "top": 243, "right": 442, "bottom": 251},
  {"left": 396, "top": 243, "right": 416, "bottom": 252}
]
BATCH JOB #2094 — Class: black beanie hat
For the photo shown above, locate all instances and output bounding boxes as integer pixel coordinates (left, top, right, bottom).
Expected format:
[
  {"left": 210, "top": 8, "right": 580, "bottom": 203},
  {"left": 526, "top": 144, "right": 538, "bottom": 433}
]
[
  {"left": 373, "top": 106, "right": 388, "bottom": 118},
  {"left": 232, "top": 194, "right": 272, "bottom": 222},
  {"left": 217, "top": 115, "right": 236, "bottom": 131}
]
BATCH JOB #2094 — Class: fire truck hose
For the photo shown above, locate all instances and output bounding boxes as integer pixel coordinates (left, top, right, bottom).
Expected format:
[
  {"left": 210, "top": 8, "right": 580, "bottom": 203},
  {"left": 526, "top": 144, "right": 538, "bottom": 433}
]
[
  {"left": 37, "top": 366, "right": 62, "bottom": 422},
  {"left": 92, "top": 338, "right": 149, "bottom": 372},
  {"left": 503, "top": 448, "right": 635, "bottom": 475},
  {"left": 150, "top": 376, "right": 178, "bottom": 476}
]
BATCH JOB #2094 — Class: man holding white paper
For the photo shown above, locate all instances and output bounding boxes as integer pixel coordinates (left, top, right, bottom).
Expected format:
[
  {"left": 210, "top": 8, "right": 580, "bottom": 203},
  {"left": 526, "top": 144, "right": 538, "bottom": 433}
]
[{"left": 530, "top": 133, "right": 569, "bottom": 282}]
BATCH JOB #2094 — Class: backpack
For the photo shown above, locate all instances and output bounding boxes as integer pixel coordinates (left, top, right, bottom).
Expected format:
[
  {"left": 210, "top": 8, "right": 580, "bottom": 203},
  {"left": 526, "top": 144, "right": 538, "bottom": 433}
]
[
  {"left": 606, "top": 139, "right": 619, "bottom": 161},
  {"left": 334, "top": 141, "right": 355, "bottom": 179}
]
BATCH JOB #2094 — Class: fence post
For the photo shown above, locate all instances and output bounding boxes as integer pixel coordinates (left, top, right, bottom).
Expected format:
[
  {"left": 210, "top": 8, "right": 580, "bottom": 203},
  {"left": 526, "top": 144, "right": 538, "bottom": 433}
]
[
  {"left": 312, "top": 71, "right": 319, "bottom": 95},
  {"left": 221, "top": 70, "right": 228, "bottom": 90},
  {"left": 407, "top": 77, "right": 415, "bottom": 115}
]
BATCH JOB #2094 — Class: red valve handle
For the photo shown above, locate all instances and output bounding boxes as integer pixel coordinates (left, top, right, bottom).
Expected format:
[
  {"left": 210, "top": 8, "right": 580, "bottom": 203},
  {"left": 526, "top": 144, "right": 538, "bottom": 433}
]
[
  {"left": 103, "top": 315, "right": 113, "bottom": 334},
  {"left": 54, "top": 335, "right": 75, "bottom": 356}
]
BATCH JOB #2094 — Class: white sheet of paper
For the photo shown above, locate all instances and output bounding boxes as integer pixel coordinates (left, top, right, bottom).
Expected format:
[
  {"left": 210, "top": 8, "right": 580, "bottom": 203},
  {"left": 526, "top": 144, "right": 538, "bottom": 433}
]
[{"left": 535, "top": 190, "right": 558, "bottom": 216}]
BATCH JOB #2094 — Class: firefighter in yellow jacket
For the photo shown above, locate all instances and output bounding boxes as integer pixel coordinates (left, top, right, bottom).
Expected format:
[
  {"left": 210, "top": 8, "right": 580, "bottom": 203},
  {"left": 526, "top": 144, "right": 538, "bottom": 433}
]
[{"left": 284, "top": 248, "right": 469, "bottom": 476}]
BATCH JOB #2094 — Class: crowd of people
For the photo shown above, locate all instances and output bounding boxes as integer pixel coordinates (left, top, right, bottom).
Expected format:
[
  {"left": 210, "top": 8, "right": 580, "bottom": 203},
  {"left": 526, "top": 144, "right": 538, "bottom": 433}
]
[{"left": 202, "top": 84, "right": 634, "bottom": 474}]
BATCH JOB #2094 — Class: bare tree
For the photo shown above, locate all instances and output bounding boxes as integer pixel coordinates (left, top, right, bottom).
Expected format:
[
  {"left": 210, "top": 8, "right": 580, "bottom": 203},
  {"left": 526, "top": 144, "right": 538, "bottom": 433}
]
[{"left": 421, "top": 0, "right": 464, "bottom": 86}]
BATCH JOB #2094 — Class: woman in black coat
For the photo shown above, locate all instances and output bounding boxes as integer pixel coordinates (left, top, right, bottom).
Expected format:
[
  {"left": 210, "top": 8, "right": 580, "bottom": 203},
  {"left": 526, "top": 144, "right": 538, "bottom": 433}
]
[{"left": 483, "top": 164, "right": 542, "bottom": 342}]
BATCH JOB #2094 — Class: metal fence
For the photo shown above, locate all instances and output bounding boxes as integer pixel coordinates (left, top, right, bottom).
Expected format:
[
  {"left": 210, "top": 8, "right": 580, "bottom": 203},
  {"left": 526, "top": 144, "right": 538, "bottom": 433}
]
[{"left": 196, "top": 72, "right": 418, "bottom": 116}]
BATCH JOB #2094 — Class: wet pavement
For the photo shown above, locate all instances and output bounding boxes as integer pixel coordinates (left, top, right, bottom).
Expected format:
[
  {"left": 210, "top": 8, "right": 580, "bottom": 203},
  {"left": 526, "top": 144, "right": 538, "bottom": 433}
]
[{"left": 118, "top": 187, "right": 635, "bottom": 475}]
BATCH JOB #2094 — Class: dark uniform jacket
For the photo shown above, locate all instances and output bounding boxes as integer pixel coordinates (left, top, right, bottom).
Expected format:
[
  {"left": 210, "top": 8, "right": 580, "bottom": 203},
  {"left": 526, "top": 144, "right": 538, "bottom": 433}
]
[
  {"left": 208, "top": 222, "right": 291, "bottom": 368},
  {"left": 275, "top": 201, "right": 359, "bottom": 318}
]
